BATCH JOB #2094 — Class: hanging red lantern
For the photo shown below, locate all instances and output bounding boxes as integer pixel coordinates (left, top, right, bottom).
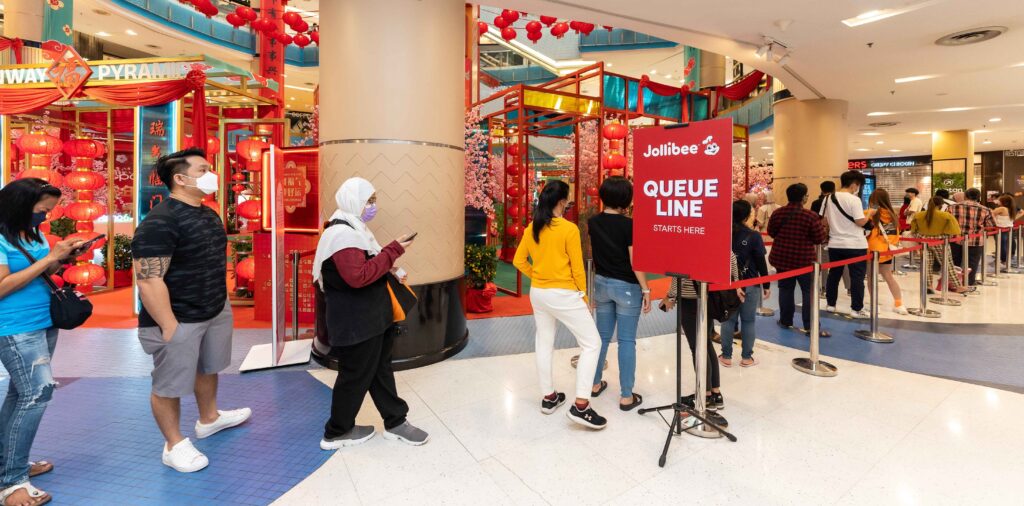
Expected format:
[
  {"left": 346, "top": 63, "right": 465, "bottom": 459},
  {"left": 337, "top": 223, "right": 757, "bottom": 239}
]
[
  {"left": 236, "top": 199, "right": 262, "bottom": 220},
  {"left": 205, "top": 136, "right": 220, "bottom": 155},
  {"left": 586, "top": 187, "right": 599, "bottom": 197},
  {"left": 508, "top": 224, "right": 522, "bottom": 237},
  {"left": 579, "top": 23, "right": 595, "bottom": 35},
  {"left": 609, "top": 139, "right": 622, "bottom": 150},
  {"left": 604, "top": 25, "right": 614, "bottom": 31},
  {"left": 506, "top": 163, "right": 520, "bottom": 176},
  {"left": 17, "top": 133, "right": 63, "bottom": 155},
  {"left": 551, "top": 22, "right": 569, "bottom": 38},
  {"left": 478, "top": 21, "right": 488, "bottom": 36},
  {"left": 507, "top": 143, "right": 520, "bottom": 156},
  {"left": 46, "top": 206, "right": 64, "bottom": 221},
  {"left": 293, "top": 20, "right": 309, "bottom": 33},
  {"left": 50, "top": 274, "right": 65, "bottom": 289},
  {"left": 17, "top": 169, "right": 63, "bottom": 186},
  {"left": 232, "top": 172, "right": 247, "bottom": 182},
  {"left": 226, "top": 13, "right": 245, "bottom": 28},
  {"left": 527, "top": 31, "right": 542, "bottom": 44},
  {"left": 603, "top": 153, "right": 627, "bottom": 170},
  {"left": 282, "top": 11, "right": 301, "bottom": 26},
  {"left": 65, "top": 171, "right": 105, "bottom": 191},
  {"left": 493, "top": 15, "right": 509, "bottom": 29},
  {"left": 501, "top": 27, "right": 517, "bottom": 41},
  {"left": 602, "top": 123, "right": 628, "bottom": 140},
  {"left": 506, "top": 185, "right": 522, "bottom": 198},
  {"left": 507, "top": 206, "right": 521, "bottom": 218},
  {"left": 77, "top": 190, "right": 95, "bottom": 202},
  {"left": 569, "top": 21, "right": 582, "bottom": 33},
  {"left": 501, "top": 9, "right": 520, "bottom": 23},
  {"left": 251, "top": 18, "right": 273, "bottom": 33},
  {"left": 63, "top": 264, "right": 105, "bottom": 286},
  {"left": 310, "top": 30, "right": 319, "bottom": 44},
  {"left": 75, "top": 221, "right": 95, "bottom": 233},
  {"left": 203, "top": 198, "right": 220, "bottom": 214},
  {"left": 44, "top": 234, "right": 60, "bottom": 250},
  {"left": 540, "top": 16, "right": 558, "bottom": 26},
  {"left": 63, "top": 139, "right": 106, "bottom": 159},
  {"left": 236, "top": 6, "right": 257, "bottom": 22},
  {"left": 293, "top": 34, "right": 311, "bottom": 47},
  {"left": 236, "top": 138, "right": 269, "bottom": 162},
  {"left": 526, "top": 21, "right": 542, "bottom": 33},
  {"left": 276, "top": 32, "right": 293, "bottom": 45},
  {"left": 65, "top": 202, "right": 106, "bottom": 222},
  {"left": 232, "top": 184, "right": 246, "bottom": 192},
  {"left": 236, "top": 257, "right": 256, "bottom": 281}
]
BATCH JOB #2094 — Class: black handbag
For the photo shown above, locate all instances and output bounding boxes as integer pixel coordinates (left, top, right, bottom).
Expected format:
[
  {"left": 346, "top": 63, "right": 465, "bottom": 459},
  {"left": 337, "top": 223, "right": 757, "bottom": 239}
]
[
  {"left": 12, "top": 242, "right": 93, "bottom": 330},
  {"left": 695, "top": 281, "right": 742, "bottom": 323}
]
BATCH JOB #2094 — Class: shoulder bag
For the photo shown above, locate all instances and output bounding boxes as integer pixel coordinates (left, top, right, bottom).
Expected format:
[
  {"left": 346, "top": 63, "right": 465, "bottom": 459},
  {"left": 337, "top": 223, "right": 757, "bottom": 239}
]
[
  {"left": 11, "top": 242, "right": 93, "bottom": 330},
  {"left": 694, "top": 280, "right": 742, "bottom": 323},
  {"left": 828, "top": 194, "right": 875, "bottom": 234}
]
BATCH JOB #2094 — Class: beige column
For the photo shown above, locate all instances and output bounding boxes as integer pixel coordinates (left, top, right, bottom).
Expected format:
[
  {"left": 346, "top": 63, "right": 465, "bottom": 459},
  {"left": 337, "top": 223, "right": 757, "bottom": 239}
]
[
  {"left": 699, "top": 50, "right": 726, "bottom": 88},
  {"left": 318, "top": 0, "right": 465, "bottom": 285},
  {"left": 932, "top": 130, "right": 975, "bottom": 189},
  {"left": 3, "top": 0, "right": 44, "bottom": 40},
  {"left": 773, "top": 98, "right": 849, "bottom": 203}
]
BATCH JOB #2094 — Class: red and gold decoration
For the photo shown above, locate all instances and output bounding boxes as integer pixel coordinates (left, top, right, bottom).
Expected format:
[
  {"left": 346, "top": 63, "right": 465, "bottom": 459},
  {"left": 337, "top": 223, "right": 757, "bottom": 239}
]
[
  {"left": 16, "top": 129, "right": 63, "bottom": 184},
  {"left": 61, "top": 137, "right": 108, "bottom": 288},
  {"left": 478, "top": 12, "right": 609, "bottom": 44},
  {"left": 602, "top": 121, "right": 628, "bottom": 177}
]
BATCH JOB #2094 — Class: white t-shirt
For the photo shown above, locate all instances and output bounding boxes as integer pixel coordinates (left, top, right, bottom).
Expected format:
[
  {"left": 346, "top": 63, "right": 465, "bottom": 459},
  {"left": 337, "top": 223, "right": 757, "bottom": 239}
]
[
  {"left": 907, "top": 197, "right": 923, "bottom": 214},
  {"left": 822, "top": 191, "right": 868, "bottom": 249}
]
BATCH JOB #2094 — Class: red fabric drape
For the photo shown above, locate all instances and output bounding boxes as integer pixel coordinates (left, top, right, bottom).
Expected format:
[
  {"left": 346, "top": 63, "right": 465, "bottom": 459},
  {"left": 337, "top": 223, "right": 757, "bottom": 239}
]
[
  {"left": 0, "top": 37, "right": 24, "bottom": 64},
  {"left": 716, "top": 70, "right": 765, "bottom": 101},
  {"left": 0, "top": 88, "right": 63, "bottom": 114},
  {"left": 639, "top": 75, "right": 691, "bottom": 97}
]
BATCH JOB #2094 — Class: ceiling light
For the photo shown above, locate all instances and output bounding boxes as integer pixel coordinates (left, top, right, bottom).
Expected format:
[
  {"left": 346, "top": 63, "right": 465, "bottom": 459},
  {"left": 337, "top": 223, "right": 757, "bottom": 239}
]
[
  {"left": 96, "top": 31, "right": 111, "bottom": 37},
  {"left": 876, "top": 141, "right": 885, "bottom": 145},
  {"left": 856, "top": 148, "right": 870, "bottom": 152},
  {"left": 125, "top": 29, "right": 138, "bottom": 36},
  {"left": 841, "top": 2, "right": 934, "bottom": 27},
  {"left": 889, "top": 149, "right": 902, "bottom": 152},
  {"left": 606, "top": 63, "right": 613, "bottom": 68},
  {"left": 284, "top": 84, "right": 314, "bottom": 92},
  {"left": 765, "top": 46, "right": 774, "bottom": 60},
  {"left": 983, "top": 140, "right": 992, "bottom": 144},
  {"left": 990, "top": 117, "right": 1002, "bottom": 122},
  {"left": 867, "top": 112, "right": 894, "bottom": 116},
  {"left": 777, "top": 54, "right": 790, "bottom": 66},
  {"left": 939, "top": 107, "right": 970, "bottom": 112},
  {"left": 973, "top": 129, "right": 991, "bottom": 134},
  {"left": 767, "top": 152, "right": 774, "bottom": 155},
  {"left": 912, "top": 131, "right": 932, "bottom": 135},
  {"left": 290, "top": 97, "right": 295, "bottom": 101},
  {"left": 760, "top": 146, "right": 771, "bottom": 149},
  {"left": 894, "top": 75, "right": 938, "bottom": 83},
  {"left": 861, "top": 132, "right": 883, "bottom": 136},
  {"left": 755, "top": 44, "right": 769, "bottom": 58}
]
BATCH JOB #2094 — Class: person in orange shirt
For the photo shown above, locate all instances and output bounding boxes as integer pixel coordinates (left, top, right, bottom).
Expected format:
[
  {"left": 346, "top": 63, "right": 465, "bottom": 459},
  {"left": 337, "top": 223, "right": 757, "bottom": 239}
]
[
  {"left": 864, "top": 189, "right": 907, "bottom": 315},
  {"left": 514, "top": 180, "right": 606, "bottom": 430}
]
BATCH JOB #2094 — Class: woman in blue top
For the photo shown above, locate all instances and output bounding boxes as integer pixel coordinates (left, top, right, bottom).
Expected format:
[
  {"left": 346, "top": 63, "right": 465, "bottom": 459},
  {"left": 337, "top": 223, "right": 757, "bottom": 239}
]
[
  {"left": 0, "top": 179, "right": 83, "bottom": 506},
  {"left": 718, "top": 200, "right": 769, "bottom": 368}
]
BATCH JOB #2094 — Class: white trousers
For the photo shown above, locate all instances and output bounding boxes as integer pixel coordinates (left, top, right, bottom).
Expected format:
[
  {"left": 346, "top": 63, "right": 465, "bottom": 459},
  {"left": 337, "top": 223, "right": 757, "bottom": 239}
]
[{"left": 530, "top": 287, "right": 602, "bottom": 400}]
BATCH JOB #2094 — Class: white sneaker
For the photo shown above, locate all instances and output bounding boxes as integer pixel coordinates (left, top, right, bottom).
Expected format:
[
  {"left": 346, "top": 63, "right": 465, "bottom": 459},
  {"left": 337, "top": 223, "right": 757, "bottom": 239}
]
[
  {"left": 893, "top": 306, "right": 909, "bottom": 315},
  {"left": 162, "top": 438, "right": 208, "bottom": 473},
  {"left": 195, "top": 408, "right": 252, "bottom": 439},
  {"left": 825, "top": 306, "right": 837, "bottom": 313},
  {"left": 850, "top": 309, "right": 871, "bottom": 319}
]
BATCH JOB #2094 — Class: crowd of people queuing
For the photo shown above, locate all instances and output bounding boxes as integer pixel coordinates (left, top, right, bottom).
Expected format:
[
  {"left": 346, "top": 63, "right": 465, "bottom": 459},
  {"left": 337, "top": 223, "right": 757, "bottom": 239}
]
[{"left": 0, "top": 144, "right": 1020, "bottom": 504}]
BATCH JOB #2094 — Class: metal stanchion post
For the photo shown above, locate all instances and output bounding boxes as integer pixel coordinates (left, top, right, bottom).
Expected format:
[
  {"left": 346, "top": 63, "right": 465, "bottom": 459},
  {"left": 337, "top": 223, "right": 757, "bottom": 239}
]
[
  {"left": 757, "top": 271, "right": 775, "bottom": 316},
  {"left": 960, "top": 234, "right": 971, "bottom": 290},
  {"left": 993, "top": 230, "right": 1006, "bottom": 278},
  {"left": 685, "top": 281, "right": 724, "bottom": 437},
  {"left": 792, "top": 262, "right": 838, "bottom": 376},
  {"left": 909, "top": 242, "right": 942, "bottom": 318},
  {"left": 902, "top": 240, "right": 920, "bottom": 271},
  {"left": 854, "top": 252, "right": 894, "bottom": 343},
  {"left": 1004, "top": 228, "right": 1021, "bottom": 274},
  {"left": 291, "top": 251, "right": 300, "bottom": 340},
  {"left": 817, "top": 245, "right": 826, "bottom": 300},
  {"left": 980, "top": 229, "right": 997, "bottom": 286},
  {"left": 1017, "top": 225, "right": 1024, "bottom": 270},
  {"left": 929, "top": 237, "right": 961, "bottom": 306}
]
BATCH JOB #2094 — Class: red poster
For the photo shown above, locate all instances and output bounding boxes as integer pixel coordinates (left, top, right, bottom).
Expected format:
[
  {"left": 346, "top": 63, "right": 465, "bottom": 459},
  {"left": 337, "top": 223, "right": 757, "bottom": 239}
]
[
  {"left": 631, "top": 119, "right": 733, "bottom": 284},
  {"left": 254, "top": 233, "right": 318, "bottom": 327}
]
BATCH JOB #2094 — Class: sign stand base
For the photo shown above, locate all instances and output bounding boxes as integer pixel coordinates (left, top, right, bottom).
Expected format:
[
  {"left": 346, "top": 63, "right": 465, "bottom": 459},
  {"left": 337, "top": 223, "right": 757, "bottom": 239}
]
[{"left": 240, "top": 338, "right": 312, "bottom": 372}]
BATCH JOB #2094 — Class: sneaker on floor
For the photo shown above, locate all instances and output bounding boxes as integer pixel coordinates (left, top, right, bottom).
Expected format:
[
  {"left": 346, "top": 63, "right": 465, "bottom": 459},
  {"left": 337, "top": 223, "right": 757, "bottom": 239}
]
[
  {"left": 710, "top": 392, "right": 725, "bottom": 410},
  {"left": 540, "top": 392, "right": 566, "bottom": 414},
  {"left": 195, "top": 408, "right": 252, "bottom": 439},
  {"left": 849, "top": 309, "right": 870, "bottom": 319},
  {"left": 705, "top": 410, "right": 729, "bottom": 428},
  {"left": 679, "top": 394, "right": 716, "bottom": 411},
  {"left": 825, "top": 305, "right": 837, "bottom": 313},
  {"left": 893, "top": 306, "right": 909, "bottom": 315},
  {"left": 162, "top": 438, "right": 208, "bottom": 473},
  {"left": 320, "top": 425, "right": 375, "bottom": 450},
  {"left": 383, "top": 421, "right": 430, "bottom": 446},
  {"left": 567, "top": 404, "right": 607, "bottom": 430}
]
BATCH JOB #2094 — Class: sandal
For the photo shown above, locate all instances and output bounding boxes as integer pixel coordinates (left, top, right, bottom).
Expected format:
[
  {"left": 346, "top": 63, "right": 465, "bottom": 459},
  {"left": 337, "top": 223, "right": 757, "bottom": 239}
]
[
  {"left": 718, "top": 354, "right": 732, "bottom": 368},
  {"left": 740, "top": 357, "right": 759, "bottom": 368},
  {"left": 620, "top": 393, "right": 643, "bottom": 412},
  {"left": 28, "top": 462, "right": 52, "bottom": 478},
  {"left": 800, "top": 328, "right": 831, "bottom": 338},
  {"left": 591, "top": 380, "right": 608, "bottom": 397},
  {"left": 1, "top": 483, "right": 51, "bottom": 506}
]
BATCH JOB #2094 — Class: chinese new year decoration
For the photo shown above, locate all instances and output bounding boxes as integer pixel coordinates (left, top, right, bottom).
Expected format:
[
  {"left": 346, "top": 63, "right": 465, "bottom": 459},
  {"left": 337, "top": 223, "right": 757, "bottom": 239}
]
[{"left": 62, "top": 137, "right": 108, "bottom": 288}]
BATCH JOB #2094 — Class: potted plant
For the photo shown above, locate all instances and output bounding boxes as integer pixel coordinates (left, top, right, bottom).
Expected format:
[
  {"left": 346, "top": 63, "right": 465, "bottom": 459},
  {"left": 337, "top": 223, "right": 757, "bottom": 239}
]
[
  {"left": 464, "top": 244, "right": 498, "bottom": 313},
  {"left": 102, "top": 234, "right": 134, "bottom": 288}
]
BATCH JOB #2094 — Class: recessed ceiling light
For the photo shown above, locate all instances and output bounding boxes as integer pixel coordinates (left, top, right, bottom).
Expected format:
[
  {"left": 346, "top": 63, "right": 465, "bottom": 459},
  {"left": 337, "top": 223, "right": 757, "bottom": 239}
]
[
  {"left": 760, "top": 146, "right": 771, "bottom": 149},
  {"left": 939, "top": 107, "right": 970, "bottom": 112},
  {"left": 606, "top": 63, "right": 613, "bottom": 68},
  {"left": 861, "top": 132, "right": 883, "bottom": 136},
  {"left": 125, "top": 29, "right": 138, "bottom": 36},
  {"left": 889, "top": 149, "right": 902, "bottom": 152},
  {"left": 649, "top": 70, "right": 657, "bottom": 75},
  {"left": 974, "top": 129, "right": 991, "bottom": 133},
  {"left": 983, "top": 139, "right": 992, "bottom": 144},
  {"left": 912, "top": 131, "right": 932, "bottom": 135},
  {"left": 867, "top": 112, "right": 894, "bottom": 116},
  {"left": 894, "top": 75, "right": 938, "bottom": 84},
  {"left": 856, "top": 148, "right": 870, "bottom": 151},
  {"left": 289, "top": 97, "right": 295, "bottom": 101},
  {"left": 767, "top": 152, "right": 774, "bottom": 155},
  {"left": 990, "top": 117, "right": 1002, "bottom": 122},
  {"left": 876, "top": 141, "right": 885, "bottom": 145},
  {"left": 96, "top": 31, "right": 111, "bottom": 37},
  {"left": 841, "top": 3, "right": 931, "bottom": 27}
]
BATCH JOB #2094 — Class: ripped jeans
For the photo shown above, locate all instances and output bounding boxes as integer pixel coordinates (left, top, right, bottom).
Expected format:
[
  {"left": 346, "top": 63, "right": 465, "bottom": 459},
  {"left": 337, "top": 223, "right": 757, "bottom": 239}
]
[{"left": 0, "top": 328, "right": 57, "bottom": 488}]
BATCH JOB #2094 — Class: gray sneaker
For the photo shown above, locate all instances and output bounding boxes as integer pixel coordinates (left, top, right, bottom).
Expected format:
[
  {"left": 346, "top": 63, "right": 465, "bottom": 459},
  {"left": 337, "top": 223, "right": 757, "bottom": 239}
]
[
  {"left": 320, "top": 425, "right": 375, "bottom": 450},
  {"left": 383, "top": 421, "right": 430, "bottom": 446}
]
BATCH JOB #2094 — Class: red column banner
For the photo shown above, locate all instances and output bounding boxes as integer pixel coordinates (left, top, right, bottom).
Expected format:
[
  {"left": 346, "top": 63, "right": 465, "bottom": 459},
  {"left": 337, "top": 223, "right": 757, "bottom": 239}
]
[{"left": 631, "top": 118, "right": 734, "bottom": 283}]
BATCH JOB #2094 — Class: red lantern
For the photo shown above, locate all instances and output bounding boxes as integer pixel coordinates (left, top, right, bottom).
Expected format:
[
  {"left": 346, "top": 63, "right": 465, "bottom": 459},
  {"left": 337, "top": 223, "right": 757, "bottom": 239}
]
[
  {"left": 236, "top": 199, "right": 262, "bottom": 220},
  {"left": 501, "top": 27, "right": 516, "bottom": 41},
  {"left": 65, "top": 202, "right": 106, "bottom": 222},
  {"left": 493, "top": 15, "right": 509, "bottom": 29},
  {"left": 251, "top": 18, "right": 273, "bottom": 33},
  {"left": 200, "top": 2, "right": 218, "bottom": 18},
  {"left": 47, "top": 206, "right": 64, "bottom": 221},
  {"left": 50, "top": 275, "right": 65, "bottom": 289},
  {"left": 282, "top": 11, "right": 301, "bottom": 26},
  {"left": 44, "top": 234, "right": 60, "bottom": 250},
  {"left": 65, "top": 171, "right": 105, "bottom": 191},
  {"left": 63, "top": 264, "right": 105, "bottom": 286},
  {"left": 226, "top": 13, "right": 245, "bottom": 28},
  {"left": 569, "top": 21, "right": 581, "bottom": 33},
  {"left": 603, "top": 153, "right": 627, "bottom": 170},
  {"left": 236, "top": 138, "right": 269, "bottom": 162},
  {"left": 527, "top": 31, "right": 542, "bottom": 44},
  {"left": 75, "top": 221, "right": 95, "bottom": 233},
  {"left": 17, "top": 133, "right": 63, "bottom": 155},
  {"left": 506, "top": 163, "right": 520, "bottom": 176},
  {"left": 586, "top": 187, "right": 599, "bottom": 197},
  {"left": 507, "top": 206, "right": 521, "bottom": 218},
  {"left": 203, "top": 199, "right": 220, "bottom": 214},
  {"left": 506, "top": 185, "right": 522, "bottom": 198},
  {"left": 310, "top": 30, "right": 319, "bottom": 44},
  {"left": 579, "top": 23, "right": 595, "bottom": 35},
  {"left": 604, "top": 25, "right": 614, "bottom": 31},
  {"left": 501, "top": 9, "right": 520, "bottom": 23},
  {"left": 232, "top": 184, "right": 246, "bottom": 192},
  {"left": 507, "top": 143, "right": 520, "bottom": 156},
  {"left": 237, "top": 6, "right": 257, "bottom": 21},
  {"left": 63, "top": 139, "right": 106, "bottom": 159},
  {"left": 602, "top": 123, "right": 628, "bottom": 140},
  {"left": 232, "top": 172, "right": 247, "bottom": 182},
  {"left": 293, "top": 34, "right": 311, "bottom": 48},
  {"left": 526, "top": 21, "right": 542, "bottom": 33},
  {"left": 294, "top": 20, "right": 309, "bottom": 33},
  {"left": 39, "top": 222, "right": 50, "bottom": 234},
  {"left": 478, "top": 21, "right": 488, "bottom": 36},
  {"left": 276, "top": 32, "right": 293, "bottom": 45},
  {"left": 206, "top": 136, "right": 220, "bottom": 155},
  {"left": 77, "top": 190, "right": 95, "bottom": 202},
  {"left": 540, "top": 15, "right": 558, "bottom": 26},
  {"left": 609, "top": 139, "right": 621, "bottom": 150},
  {"left": 508, "top": 224, "right": 523, "bottom": 237},
  {"left": 17, "top": 169, "right": 63, "bottom": 186},
  {"left": 551, "top": 22, "right": 569, "bottom": 38},
  {"left": 236, "top": 257, "right": 256, "bottom": 281}
]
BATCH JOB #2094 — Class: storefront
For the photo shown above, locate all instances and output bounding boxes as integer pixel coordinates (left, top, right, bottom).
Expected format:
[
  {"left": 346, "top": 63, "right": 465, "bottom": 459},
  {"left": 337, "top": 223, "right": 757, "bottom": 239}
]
[{"left": 848, "top": 155, "right": 932, "bottom": 206}]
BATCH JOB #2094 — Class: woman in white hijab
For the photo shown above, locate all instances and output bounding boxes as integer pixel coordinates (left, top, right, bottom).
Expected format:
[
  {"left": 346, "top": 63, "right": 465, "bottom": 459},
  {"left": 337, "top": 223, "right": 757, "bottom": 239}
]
[
  {"left": 314, "top": 177, "right": 427, "bottom": 450},
  {"left": 755, "top": 190, "right": 779, "bottom": 233}
]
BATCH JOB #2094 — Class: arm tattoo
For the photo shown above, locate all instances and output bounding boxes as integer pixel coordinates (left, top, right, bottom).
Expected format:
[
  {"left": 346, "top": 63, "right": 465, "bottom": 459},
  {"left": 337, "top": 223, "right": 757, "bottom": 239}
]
[{"left": 135, "top": 257, "right": 171, "bottom": 280}]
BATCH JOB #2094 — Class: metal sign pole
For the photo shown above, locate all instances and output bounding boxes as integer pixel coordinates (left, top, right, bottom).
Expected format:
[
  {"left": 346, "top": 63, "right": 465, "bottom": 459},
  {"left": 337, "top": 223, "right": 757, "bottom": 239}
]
[
  {"left": 686, "top": 281, "right": 724, "bottom": 438},
  {"left": 854, "top": 251, "right": 894, "bottom": 343}
]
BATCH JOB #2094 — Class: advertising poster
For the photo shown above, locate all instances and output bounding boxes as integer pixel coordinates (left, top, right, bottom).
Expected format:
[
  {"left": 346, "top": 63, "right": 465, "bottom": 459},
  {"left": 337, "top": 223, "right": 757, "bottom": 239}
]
[
  {"left": 932, "top": 159, "right": 967, "bottom": 195},
  {"left": 632, "top": 118, "right": 734, "bottom": 284},
  {"left": 135, "top": 102, "right": 178, "bottom": 222}
]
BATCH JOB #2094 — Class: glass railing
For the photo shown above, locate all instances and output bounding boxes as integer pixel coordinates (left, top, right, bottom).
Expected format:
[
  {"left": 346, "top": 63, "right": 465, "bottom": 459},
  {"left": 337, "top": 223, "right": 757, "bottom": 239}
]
[{"left": 579, "top": 29, "right": 677, "bottom": 52}]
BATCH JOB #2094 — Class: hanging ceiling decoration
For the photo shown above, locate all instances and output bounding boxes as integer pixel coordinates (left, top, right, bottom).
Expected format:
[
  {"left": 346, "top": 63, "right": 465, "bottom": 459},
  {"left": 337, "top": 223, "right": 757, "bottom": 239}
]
[{"left": 478, "top": 10, "right": 607, "bottom": 44}]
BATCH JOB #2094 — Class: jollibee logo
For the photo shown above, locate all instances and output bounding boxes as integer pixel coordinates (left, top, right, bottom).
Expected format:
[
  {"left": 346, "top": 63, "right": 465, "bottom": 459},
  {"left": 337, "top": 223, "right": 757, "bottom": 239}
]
[
  {"left": 702, "top": 136, "right": 719, "bottom": 156},
  {"left": 642, "top": 135, "right": 721, "bottom": 158}
]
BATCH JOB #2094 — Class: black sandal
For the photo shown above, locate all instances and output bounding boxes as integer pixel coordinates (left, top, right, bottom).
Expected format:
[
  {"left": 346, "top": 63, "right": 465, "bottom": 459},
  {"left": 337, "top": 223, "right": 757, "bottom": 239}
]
[
  {"left": 620, "top": 393, "right": 643, "bottom": 411},
  {"left": 800, "top": 328, "right": 831, "bottom": 338},
  {"left": 591, "top": 380, "right": 608, "bottom": 397}
]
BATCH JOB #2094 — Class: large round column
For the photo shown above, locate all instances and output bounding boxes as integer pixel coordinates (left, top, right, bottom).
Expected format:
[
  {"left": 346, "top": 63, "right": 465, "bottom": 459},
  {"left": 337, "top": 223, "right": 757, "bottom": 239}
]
[
  {"left": 3, "top": 0, "right": 43, "bottom": 41},
  {"left": 932, "top": 130, "right": 976, "bottom": 191},
  {"left": 316, "top": 0, "right": 467, "bottom": 369},
  {"left": 773, "top": 98, "right": 849, "bottom": 202}
]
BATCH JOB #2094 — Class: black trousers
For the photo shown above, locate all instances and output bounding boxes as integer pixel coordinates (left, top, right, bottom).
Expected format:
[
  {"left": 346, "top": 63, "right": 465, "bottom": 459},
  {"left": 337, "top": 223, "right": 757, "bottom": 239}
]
[
  {"left": 324, "top": 330, "right": 409, "bottom": 438},
  {"left": 825, "top": 248, "right": 867, "bottom": 311},
  {"left": 680, "top": 298, "right": 720, "bottom": 391},
  {"left": 950, "top": 244, "right": 983, "bottom": 286},
  {"left": 778, "top": 270, "right": 814, "bottom": 329}
]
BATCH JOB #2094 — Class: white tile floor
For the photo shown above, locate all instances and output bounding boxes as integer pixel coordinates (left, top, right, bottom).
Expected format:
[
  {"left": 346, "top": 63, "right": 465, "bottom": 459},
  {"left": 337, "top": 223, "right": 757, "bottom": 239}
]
[{"left": 274, "top": 334, "right": 1023, "bottom": 505}]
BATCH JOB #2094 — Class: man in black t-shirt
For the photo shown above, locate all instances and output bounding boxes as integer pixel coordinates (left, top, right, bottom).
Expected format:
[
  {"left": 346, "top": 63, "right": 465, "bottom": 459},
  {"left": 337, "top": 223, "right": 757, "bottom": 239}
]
[{"left": 133, "top": 147, "right": 251, "bottom": 473}]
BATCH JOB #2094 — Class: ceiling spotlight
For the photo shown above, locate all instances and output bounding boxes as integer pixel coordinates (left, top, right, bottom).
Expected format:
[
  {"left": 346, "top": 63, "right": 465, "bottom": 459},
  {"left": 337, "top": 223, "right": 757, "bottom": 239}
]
[
  {"left": 983, "top": 139, "right": 992, "bottom": 144},
  {"left": 856, "top": 148, "right": 870, "bottom": 151},
  {"left": 777, "top": 54, "right": 791, "bottom": 66},
  {"left": 912, "top": 131, "right": 931, "bottom": 135},
  {"left": 649, "top": 70, "right": 657, "bottom": 75},
  {"left": 889, "top": 149, "right": 902, "bottom": 152},
  {"left": 861, "top": 132, "right": 883, "bottom": 136},
  {"left": 894, "top": 75, "right": 939, "bottom": 84},
  {"left": 876, "top": 140, "right": 885, "bottom": 144},
  {"left": 867, "top": 112, "right": 894, "bottom": 116},
  {"left": 990, "top": 117, "right": 1002, "bottom": 122},
  {"left": 96, "top": 31, "right": 111, "bottom": 37},
  {"left": 125, "top": 29, "right": 138, "bottom": 36},
  {"left": 760, "top": 146, "right": 771, "bottom": 149},
  {"left": 755, "top": 43, "right": 770, "bottom": 58},
  {"left": 939, "top": 107, "right": 970, "bottom": 112}
]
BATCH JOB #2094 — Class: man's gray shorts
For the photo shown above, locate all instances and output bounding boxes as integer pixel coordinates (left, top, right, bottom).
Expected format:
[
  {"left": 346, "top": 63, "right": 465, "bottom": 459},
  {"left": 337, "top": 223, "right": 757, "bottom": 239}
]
[{"left": 138, "top": 302, "right": 233, "bottom": 398}]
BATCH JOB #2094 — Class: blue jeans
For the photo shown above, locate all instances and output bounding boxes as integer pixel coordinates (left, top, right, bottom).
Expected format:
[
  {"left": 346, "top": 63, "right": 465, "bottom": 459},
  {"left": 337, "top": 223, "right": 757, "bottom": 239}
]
[
  {"left": 720, "top": 286, "right": 760, "bottom": 360},
  {"left": 0, "top": 328, "right": 58, "bottom": 488},
  {"left": 592, "top": 276, "right": 642, "bottom": 398}
]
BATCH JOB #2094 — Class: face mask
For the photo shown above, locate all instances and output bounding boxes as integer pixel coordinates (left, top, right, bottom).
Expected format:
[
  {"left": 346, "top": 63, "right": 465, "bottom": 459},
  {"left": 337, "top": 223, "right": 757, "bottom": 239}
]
[
  {"left": 31, "top": 212, "right": 47, "bottom": 228},
  {"left": 361, "top": 203, "right": 378, "bottom": 222},
  {"left": 181, "top": 172, "right": 220, "bottom": 195},
  {"left": 903, "top": 196, "right": 911, "bottom": 205}
]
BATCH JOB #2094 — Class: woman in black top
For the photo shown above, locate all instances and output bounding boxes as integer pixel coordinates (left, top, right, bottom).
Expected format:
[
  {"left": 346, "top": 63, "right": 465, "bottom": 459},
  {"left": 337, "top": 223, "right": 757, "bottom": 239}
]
[
  {"left": 587, "top": 177, "right": 650, "bottom": 411},
  {"left": 718, "top": 200, "right": 769, "bottom": 368}
]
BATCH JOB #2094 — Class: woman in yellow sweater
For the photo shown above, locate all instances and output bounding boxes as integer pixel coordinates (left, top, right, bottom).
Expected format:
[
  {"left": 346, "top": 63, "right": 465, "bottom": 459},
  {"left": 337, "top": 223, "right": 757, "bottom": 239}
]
[
  {"left": 911, "top": 196, "right": 973, "bottom": 294},
  {"left": 514, "top": 180, "right": 606, "bottom": 430}
]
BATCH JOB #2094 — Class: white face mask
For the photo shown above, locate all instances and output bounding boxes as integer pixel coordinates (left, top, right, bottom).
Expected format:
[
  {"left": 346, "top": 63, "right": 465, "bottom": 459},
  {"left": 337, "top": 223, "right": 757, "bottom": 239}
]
[{"left": 181, "top": 172, "right": 219, "bottom": 195}]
